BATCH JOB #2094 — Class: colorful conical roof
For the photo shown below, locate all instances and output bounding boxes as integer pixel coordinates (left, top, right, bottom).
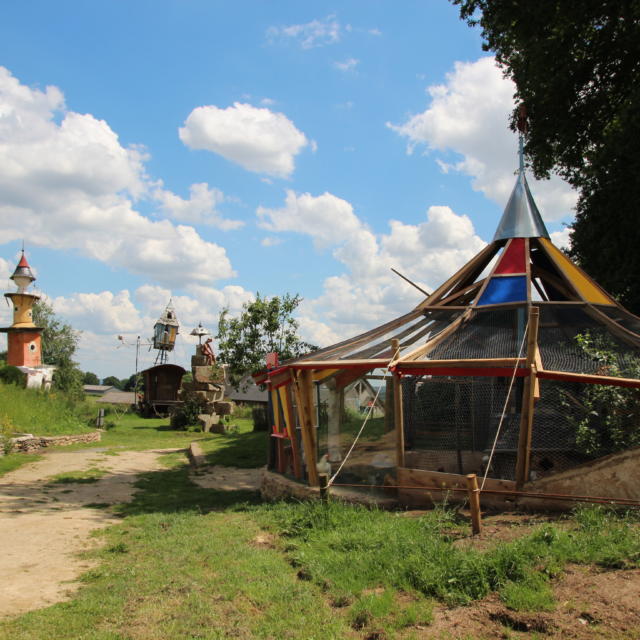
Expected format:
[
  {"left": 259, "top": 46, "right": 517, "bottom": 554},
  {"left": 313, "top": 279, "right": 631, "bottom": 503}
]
[
  {"left": 10, "top": 250, "right": 36, "bottom": 286},
  {"left": 493, "top": 142, "right": 549, "bottom": 241}
]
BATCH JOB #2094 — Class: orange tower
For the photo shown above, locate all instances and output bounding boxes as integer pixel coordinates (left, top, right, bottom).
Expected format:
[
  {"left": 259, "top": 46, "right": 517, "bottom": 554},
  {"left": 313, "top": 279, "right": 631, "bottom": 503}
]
[{"left": 0, "top": 251, "right": 43, "bottom": 367}]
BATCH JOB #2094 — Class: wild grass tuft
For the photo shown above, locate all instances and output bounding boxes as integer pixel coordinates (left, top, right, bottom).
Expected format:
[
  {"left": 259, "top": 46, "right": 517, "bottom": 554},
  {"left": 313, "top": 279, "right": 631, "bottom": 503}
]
[{"left": 0, "top": 382, "right": 94, "bottom": 436}]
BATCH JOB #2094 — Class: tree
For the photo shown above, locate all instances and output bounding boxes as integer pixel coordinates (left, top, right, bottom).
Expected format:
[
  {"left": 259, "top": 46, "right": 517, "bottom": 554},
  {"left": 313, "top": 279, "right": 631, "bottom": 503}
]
[
  {"left": 217, "top": 293, "right": 316, "bottom": 389},
  {"left": 32, "top": 300, "right": 83, "bottom": 396},
  {"left": 453, "top": 0, "right": 640, "bottom": 311},
  {"left": 83, "top": 371, "right": 100, "bottom": 385},
  {"left": 103, "top": 376, "right": 124, "bottom": 390}
]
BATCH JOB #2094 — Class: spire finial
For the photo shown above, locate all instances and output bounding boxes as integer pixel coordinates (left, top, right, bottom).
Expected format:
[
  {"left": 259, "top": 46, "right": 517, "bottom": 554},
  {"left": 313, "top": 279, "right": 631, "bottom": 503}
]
[{"left": 516, "top": 103, "right": 527, "bottom": 174}]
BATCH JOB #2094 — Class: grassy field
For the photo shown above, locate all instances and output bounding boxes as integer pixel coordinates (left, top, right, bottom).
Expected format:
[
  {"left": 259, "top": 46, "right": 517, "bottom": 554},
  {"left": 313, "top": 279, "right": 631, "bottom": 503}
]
[
  {"left": 0, "top": 383, "right": 95, "bottom": 437},
  {"left": 1, "top": 389, "right": 639, "bottom": 638},
  {"left": 1, "top": 443, "right": 639, "bottom": 639}
]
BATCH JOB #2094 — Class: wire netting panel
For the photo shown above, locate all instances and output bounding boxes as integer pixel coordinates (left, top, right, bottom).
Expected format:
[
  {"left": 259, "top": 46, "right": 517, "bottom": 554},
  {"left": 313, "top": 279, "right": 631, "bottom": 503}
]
[
  {"left": 338, "top": 309, "right": 462, "bottom": 361},
  {"left": 316, "top": 376, "right": 395, "bottom": 488},
  {"left": 429, "top": 307, "right": 525, "bottom": 360},
  {"left": 538, "top": 304, "right": 640, "bottom": 377},
  {"left": 595, "top": 305, "right": 640, "bottom": 337},
  {"left": 529, "top": 378, "right": 640, "bottom": 480},
  {"left": 402, "top": 375, "right": 521, "bottom": 480}
]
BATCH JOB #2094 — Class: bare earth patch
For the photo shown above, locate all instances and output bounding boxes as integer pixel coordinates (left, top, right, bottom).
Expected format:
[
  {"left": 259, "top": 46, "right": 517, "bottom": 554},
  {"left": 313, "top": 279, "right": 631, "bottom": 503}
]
[
  {"left": 0, "top": 447, "right": 177, "bottom": 618},
  {"left": 425, "top": 564, "right": 640, "bottom": 639},
  {"left": 190, "top": 464, "right": 262, "bottom": 491}
]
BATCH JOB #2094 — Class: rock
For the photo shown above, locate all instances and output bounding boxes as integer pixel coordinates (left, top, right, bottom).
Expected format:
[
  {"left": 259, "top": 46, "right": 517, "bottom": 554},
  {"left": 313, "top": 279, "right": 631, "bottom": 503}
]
[{"left": 214, "top": 401, "right": 233, "bottom": 416}]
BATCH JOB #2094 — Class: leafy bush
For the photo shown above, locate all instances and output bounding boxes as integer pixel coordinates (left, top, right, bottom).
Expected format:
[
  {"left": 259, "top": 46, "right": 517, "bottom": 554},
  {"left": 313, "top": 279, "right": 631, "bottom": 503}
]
[
  {"left": 170, "top": 395, "right": 203, "bottom": 429},
  {"left": 0, "top": 365, "right": 25, "bottom": 386},
  {"left": 567, "top": 331, "right": 640, "bottom": 456}
]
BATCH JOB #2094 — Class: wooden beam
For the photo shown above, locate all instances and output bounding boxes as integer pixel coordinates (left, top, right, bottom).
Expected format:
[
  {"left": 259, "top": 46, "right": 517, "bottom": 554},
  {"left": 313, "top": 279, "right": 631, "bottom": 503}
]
[
  {"left": 400, "top": 357, "right": 525, "bottom": 368},
  {"left": 537, "top": 369, "right": 640, "bottom": 389},
  {"left": 515, "top": 306, "right": 540, "bottom": 488},
  {"left": 292, "top": 371, "right": 319, "bottom": 486},
  {"left": 291, "top": 359, "right": 389, "bottom": 370},
  {"left": 282, "top": 384, "right": 303, "bottom": 479},
  {"left": 392, "top": 339, "right": 405, "bottom": 468}
]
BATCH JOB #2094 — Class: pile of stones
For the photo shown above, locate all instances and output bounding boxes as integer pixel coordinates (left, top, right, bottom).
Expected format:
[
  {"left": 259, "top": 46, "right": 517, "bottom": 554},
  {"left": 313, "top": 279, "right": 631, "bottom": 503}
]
[{"left": 177, "top": 347, "right": 233, "bottom": 433}]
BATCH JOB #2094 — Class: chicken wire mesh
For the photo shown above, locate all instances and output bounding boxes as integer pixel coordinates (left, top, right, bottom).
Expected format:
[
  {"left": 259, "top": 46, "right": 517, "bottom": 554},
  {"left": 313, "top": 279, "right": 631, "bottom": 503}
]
[
  {"left": 537, "top": 304, "right": 640, "bottom": 377},
  {"left": 429, "top": 307, "right": 526, "bottom": 360},
  {"left": 402, "top": 375, "right": 521, "bottom": 480}
]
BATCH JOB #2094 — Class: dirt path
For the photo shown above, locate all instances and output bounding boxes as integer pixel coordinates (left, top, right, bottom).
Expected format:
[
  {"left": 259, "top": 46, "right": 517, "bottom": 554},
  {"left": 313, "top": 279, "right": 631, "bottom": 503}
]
[{"left": 0, "top": 447, "right": 177, "bottom": 618}]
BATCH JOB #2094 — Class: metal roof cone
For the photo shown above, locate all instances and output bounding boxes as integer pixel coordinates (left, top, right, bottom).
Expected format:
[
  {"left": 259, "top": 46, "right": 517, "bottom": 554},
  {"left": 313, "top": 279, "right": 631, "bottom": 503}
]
[
  {"left": 10, "top": 250, "right": 36, "bottom": 290},
  {"left": 493, "top": 139, "right": 550, "bottom": 242}
]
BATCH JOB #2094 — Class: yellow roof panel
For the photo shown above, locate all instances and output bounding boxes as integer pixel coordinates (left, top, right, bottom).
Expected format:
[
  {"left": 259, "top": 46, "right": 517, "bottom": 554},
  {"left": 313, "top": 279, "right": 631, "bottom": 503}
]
[{"left": 540, "top": 238, "right": 614, "bottom": 305}]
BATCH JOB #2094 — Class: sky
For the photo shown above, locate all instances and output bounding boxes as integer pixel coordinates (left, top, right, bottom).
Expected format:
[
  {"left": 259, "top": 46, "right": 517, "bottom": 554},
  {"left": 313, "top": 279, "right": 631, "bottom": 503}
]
[{"left": 0, "top": 1, "right": 576, "bottom": 380}]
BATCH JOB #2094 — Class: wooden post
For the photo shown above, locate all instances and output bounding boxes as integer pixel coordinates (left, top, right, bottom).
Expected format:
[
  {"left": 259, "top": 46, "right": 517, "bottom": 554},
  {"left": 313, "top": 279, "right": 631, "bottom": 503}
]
[
  {"left": 466, "top": 473, "right": 482, "bottom": 535},
  {"left": 515, "top": 306, "right": 540, "bottom": 488},
  {"left": 319, "top": 473, "right": 329, "bottom": 503},
  {"left": 292, "top": 370, "right": 319, "bottom": 486},
  {"left": 391, "top": 338, "right": 405, "bottom": 469}
]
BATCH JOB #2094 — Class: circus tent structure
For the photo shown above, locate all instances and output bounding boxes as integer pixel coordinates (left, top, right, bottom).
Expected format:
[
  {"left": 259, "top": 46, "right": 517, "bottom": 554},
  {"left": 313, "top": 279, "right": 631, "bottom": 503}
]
[{"left": 257, "top": 144, "right": 640, "bottom": 508}]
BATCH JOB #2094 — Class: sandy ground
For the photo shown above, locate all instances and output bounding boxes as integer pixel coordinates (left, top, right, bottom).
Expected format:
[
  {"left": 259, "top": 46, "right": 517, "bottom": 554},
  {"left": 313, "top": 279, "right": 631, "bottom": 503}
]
[
  {"left": 190, "top": 464, "right": 261, "bottom": 491},
  {"left": 0, "top": 447, "right": 176, "bottom": 618}
]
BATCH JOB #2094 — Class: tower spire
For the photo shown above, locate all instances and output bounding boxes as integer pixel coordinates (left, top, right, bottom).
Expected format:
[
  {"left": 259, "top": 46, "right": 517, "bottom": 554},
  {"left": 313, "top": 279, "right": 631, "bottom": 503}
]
[{"left": 493, "top": 108, "right": 549, "bottom": 242}]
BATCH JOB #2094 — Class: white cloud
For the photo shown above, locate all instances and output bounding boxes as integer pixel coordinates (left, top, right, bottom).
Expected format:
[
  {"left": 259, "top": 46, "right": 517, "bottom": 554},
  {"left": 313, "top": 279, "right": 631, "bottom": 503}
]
[
  {"left": 179, "top": 102, "right": 309, "bottom": 178},
  {"left": 261, "top": 236, "right": 282, "bottom": 247},
  {"left": 368, "top": 28, "right": 382, "bottom": 36},
  {"left": 260, "top": 97, "right": 276, "bottom": 106},
  {"left": 0, "top": 66, "right": 235, "bottom": 288},
  {"left": 153, "top": 182, "right": 243, "bottom": 230},
  {"left": 334, "top": 58, "right": 359, "bottom": 72},
  {"left": 267, "top": 15, "right": 341, "bottom": 49},
  {"left": 257, "top": 190, "right": 365, "bottom": 249},
  {"left": 550, "top": 228, "right": 571, "bottom": 251},
  {"left": 256, "top": 190, "right": 486, "bottom": 347},
  {"left": 51, "top": 290, "right": 144, "bottom": 334},
  {"left": 388, "top": 57, "right": 577, "bottom": 221}
]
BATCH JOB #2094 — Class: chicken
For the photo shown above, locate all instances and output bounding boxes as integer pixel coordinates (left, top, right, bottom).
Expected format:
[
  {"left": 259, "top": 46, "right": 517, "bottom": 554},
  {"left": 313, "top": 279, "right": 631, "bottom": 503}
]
[{"left": 316, "top": 453, "right": 331, "bottom": 477}]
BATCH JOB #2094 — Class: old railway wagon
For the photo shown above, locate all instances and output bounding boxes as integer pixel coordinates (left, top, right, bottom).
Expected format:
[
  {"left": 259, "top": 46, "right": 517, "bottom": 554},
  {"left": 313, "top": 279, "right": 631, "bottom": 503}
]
[{"left": 139, "top": 364, "right": 186, "bottom": 416}]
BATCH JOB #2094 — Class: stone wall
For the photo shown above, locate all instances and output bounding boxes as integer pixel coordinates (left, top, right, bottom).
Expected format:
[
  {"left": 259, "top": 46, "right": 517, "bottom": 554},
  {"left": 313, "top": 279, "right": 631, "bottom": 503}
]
[{"left": 8, "top": 431, "right": 102, "bottom": 454}]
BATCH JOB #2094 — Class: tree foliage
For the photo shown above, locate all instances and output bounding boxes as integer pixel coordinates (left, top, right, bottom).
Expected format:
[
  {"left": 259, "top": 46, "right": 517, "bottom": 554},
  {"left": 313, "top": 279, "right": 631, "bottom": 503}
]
[
  {"left": 217, "top": 293, "right": 316, "bottom": 389},
  {"left": 103, "top": 375, "right": 124, "bottom": 390},
  {"left": 565, "top": 331, "right": 640, "bottom": 457},
  {"left": 454, "top": 0, "right": 640, "bottom": 311},
  {"left": 83, "top": 371, "right": 100, "bottom": 385},
  {"left": 32, "top": 300, "right": 83, "bottom": 396}
]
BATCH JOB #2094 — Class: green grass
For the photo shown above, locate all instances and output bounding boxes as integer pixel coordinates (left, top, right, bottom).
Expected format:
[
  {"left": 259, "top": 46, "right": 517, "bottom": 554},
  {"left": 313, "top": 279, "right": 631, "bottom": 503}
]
[
  {"left": 0, "top": 382, "right": 95, "bottom": 436},
  {"left": 46, "top": 467, "right": 107, "bottom": 485},
  {"left": 0, "top": 453, "right": 42, "bottom": 477},
  {"left": 1, "top": 448, "right": 638, "bottom": 639}
]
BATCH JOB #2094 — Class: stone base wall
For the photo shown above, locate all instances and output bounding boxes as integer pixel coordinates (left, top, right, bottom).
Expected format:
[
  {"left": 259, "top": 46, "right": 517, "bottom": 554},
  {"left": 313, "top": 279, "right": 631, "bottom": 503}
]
[{"left": 8, "top": 431, "right": 102, "bottom": 454}]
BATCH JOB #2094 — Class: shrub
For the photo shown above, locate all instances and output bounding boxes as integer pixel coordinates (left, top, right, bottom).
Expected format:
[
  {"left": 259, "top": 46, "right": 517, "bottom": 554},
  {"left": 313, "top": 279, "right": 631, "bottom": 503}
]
[{"left": 0, "top": 365, "right": 25, "bottom": 386}]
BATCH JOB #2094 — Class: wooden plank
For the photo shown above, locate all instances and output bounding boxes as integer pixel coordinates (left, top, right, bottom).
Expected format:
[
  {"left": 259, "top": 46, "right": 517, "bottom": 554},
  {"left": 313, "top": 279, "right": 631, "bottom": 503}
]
[
  {"left": 585, "top": 303, "right": 640, "bottom": 348},
  {"left": 392, "top": 339, "right": 404, "bottom": 468},
  {"left": 396, "top": 365, "right": 529, "bottom": 378},
  {"left": 537, "top": 369, "right": 640, "bottom": 389},
  {"left": 472, "top": 239, "right": 512, "bottom": 307},
  {"left": 515, "top": 306, "right": 540, "bottom": 488},
  {"left": 396, "top": 467, "right": 515, "bottom": 508},
  {"left": 292, "top": 359, "right": 389, "bottom": 369},
  {"left": 400, "top": 357, "right": 525, "bottom": 368},
  {"left": 437, "top": 280, "right": 484, "bottom": 306},
  {"left": 525, "top": 238, "right": 532, "bottom": 304},
  {"left": 301, "top": 369, "right": 319, "bottom": 477},
  {"left": 280, "top": 384, "right": 303, "bottom": 479},
  {"left": 292, "top": 371, "right": 319, "bottom": 486}
]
